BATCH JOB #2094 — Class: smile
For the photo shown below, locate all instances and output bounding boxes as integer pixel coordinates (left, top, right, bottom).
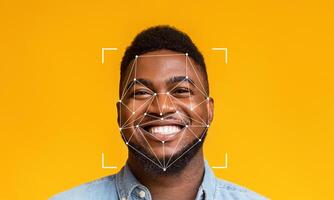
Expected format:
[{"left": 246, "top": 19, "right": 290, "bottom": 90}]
[
  {"left": 147, "top": 125, "right": 183, "bottom": 135},
  {"left": 139, "top": 119, "right": 187, "bottom": 142}
]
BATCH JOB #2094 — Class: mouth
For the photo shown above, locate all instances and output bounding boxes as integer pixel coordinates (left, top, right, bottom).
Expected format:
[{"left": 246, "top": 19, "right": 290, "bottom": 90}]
[
  {"left": 146, "top": 125, "right": 184, "bottom": 135},
  {"left": 139, "top": 120, "right": 187, "bottom": 142}
]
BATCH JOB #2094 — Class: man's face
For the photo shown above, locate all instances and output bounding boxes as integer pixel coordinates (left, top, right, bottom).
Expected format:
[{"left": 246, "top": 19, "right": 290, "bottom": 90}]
[{"left": 117, "top": 49, "right": 213, "bottom": 170}]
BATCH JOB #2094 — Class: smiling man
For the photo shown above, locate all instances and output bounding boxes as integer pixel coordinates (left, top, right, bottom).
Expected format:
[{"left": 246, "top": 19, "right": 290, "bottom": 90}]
[{"left": 51, "top": 26, "right": 267, "bottom": 200}]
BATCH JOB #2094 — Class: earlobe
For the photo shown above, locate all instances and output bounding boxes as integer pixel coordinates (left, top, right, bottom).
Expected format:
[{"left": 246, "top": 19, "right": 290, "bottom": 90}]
[{"left": 207, "top": 97, "right": 214, "bottom": 124}]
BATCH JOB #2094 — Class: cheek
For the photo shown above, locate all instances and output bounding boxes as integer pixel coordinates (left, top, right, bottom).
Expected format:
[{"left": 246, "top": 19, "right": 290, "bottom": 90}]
[
  {"left": 189, "top": 127, "right": 207, "bottom": 138},
  {"left": 119, "top": 99, "right": 145, "bottom": 124},
  {"left": 119, "top": 101, "right": 148, "bottom": 141},
  {"left": 122, "top": 98, "right": 153, "bottom": 115},
  {"left": 188, "top": 101, "right": 209, "bottom": 123},
  {"left": 119, "top": 115, "right": 144, "bottom": 144},
  {"left": 119, "top": 107, "right": 133, "bottom": 126}
]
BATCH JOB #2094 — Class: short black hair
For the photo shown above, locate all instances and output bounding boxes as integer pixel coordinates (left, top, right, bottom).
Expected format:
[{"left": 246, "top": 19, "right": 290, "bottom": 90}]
[{"left": 120, "top": 25, "right": 209, "bottom": 97}]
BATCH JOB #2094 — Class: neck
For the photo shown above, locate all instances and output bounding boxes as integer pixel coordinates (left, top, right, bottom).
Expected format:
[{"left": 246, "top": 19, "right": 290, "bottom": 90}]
[{"left": 127, "top": 150, "right": 205, "bottom": 200}]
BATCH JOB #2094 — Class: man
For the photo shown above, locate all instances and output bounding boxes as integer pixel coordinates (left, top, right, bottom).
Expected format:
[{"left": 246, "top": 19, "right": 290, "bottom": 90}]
[{"left": 51, "top": 25, "right": 267, "bottom": 200}]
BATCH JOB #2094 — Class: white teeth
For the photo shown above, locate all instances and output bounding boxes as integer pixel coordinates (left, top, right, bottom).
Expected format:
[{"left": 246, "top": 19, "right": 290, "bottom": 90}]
[{"left": 148, "top": 125, "right": 181, "bottom": 135}]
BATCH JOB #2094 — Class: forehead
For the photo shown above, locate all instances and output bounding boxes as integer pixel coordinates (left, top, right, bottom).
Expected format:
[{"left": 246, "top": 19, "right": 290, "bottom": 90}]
[
  {"left": 135, "top": 53, "right": 186, "bottom": 79},
  {"left": 123, "top": 50, "right": 205, "bottom": 84}
]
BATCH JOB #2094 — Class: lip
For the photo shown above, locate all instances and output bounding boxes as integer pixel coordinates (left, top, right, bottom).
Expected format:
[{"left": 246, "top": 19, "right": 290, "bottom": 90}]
[{"left": 138, "top": 119, "right": 187, "bottom": 142}]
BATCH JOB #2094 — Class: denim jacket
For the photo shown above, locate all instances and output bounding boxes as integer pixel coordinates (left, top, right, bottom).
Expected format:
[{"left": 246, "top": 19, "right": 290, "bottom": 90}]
[{"left": 50, "top": 161, "right": 267, "bottom": 200}]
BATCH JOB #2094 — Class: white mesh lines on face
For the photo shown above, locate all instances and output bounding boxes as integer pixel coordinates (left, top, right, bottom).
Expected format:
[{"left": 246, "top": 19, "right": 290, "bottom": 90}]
[{"left": 118, "top": 52, "right": 212, "bottom": 170}]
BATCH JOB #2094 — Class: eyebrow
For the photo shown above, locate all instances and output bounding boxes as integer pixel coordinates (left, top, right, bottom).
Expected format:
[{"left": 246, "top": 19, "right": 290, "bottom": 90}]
[
  {"left": 167, "top": 76, "right": 196, "bottom": 87},
  {"left": 124, "top": 78, "right": 153, "bottom": 92}
]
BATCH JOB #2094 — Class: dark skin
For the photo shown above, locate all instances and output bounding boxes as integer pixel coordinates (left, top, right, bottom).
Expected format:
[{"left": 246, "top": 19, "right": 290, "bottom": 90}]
[{"left": 117, "top": 49, "right": 214, "bottom": 200}]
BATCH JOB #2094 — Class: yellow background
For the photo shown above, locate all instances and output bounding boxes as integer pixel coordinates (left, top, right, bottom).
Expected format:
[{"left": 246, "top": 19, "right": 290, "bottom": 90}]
[{"left": 1, "top": 0, "right": 333, "bottom": 199}]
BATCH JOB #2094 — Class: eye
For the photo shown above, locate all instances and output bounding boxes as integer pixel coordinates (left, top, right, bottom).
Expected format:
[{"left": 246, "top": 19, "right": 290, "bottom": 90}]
[
  {"left": 174, "top": 88, "right": 190, "bottom": 93},
  {"left": 172, "top": 87, "right": 193, "bottom": 97},
  {"left": 134, "top": 90, "right": 150, "bottom": 96},
  {"left": 133, "top": 89, "right": 152, "bottom": 99}
]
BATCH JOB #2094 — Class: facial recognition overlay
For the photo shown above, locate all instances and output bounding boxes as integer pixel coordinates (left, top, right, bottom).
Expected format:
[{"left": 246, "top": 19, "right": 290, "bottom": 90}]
[{"left": 117, "top": 51, "right": 213, "bottom": 173}]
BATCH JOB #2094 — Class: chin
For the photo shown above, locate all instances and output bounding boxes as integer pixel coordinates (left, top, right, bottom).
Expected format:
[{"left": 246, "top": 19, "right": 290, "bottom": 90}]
[{"left": 127, "top": 130, "right": 207, "bottom": 176}]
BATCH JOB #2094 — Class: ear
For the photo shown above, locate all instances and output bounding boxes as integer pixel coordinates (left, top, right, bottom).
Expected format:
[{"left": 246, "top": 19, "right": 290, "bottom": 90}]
[
  {"left": 206, "top": 97, "right": 214, "bottom": 125},
  {"left": 116, "top": 101, "right": 121, "bottom": 127}
]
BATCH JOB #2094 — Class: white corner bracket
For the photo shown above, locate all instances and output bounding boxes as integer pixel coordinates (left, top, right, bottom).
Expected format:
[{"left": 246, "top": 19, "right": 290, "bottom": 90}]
[
  {"left": 102, "top": 47, "right": 118, "bottom": 64},
  {"left": 211, "top": 153, "right": 228, "bottom": 169},
  {"left": 211, "top": 47, "right": 228, "bottom": 64},
  {"left": 101, "top": 152, "right": 117, "bottom": 169}
]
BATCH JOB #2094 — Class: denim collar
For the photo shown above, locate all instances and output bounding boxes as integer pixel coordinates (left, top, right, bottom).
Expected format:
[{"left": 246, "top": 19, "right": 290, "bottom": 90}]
[
  {"left": 201, "top": 160, "right": 217, "bottom": 199},
  {"left": 115, "top": 160, "right": 217, "bottom": 200},
  {"left": 115, "top": 164, "right": 151, "bottom": 200}
]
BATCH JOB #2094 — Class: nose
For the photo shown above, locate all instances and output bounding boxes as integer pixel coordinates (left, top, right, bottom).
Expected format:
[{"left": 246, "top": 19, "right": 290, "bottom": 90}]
[{"left": 146, "top": 92, "right": 176, "bottom": 117}]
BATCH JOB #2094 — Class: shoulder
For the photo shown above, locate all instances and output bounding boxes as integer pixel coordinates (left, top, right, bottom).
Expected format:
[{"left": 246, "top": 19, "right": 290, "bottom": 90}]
[
  {"left": 214, "top": 178, "right": 269, "bottom": 200},
  {"left": 49, "top": 175, "right": 118, "bottom": 200}
]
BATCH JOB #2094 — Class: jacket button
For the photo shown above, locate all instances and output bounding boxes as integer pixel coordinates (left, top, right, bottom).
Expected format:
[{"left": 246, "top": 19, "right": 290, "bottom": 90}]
[{"left": 138, "top": 190, "right": 146, "bottom": 198}]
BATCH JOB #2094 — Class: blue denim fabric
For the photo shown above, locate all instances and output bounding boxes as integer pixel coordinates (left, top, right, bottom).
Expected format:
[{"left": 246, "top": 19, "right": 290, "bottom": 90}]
[{"left": 50, "top": 161, "right": 268, "bottom": 200}]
